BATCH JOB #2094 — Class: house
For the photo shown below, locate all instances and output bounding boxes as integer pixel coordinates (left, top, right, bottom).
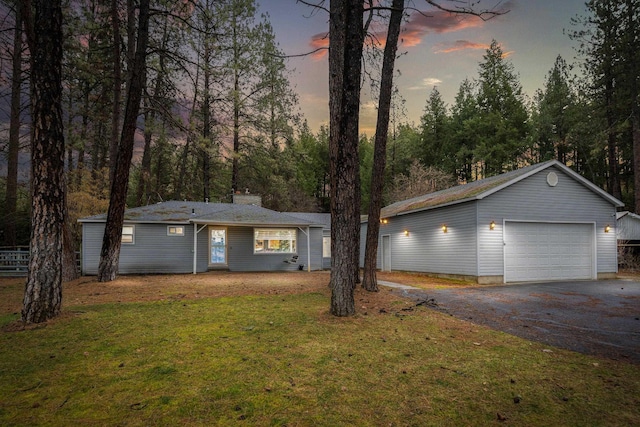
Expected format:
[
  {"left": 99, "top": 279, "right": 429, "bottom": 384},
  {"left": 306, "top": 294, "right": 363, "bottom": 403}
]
[
  {"left": 287, "top": 212, "right": 331, "bottom": 269},
  {"left": 616, "top": 211, "right": 640, "bottom": 242},
  {"left": 360, "top": 160, "right": 624, "bottom": 284},
  {"left": 616, "top": 211, "right": 640, "bottom": 261},
  {"left": 79, "top": 201, "right": 326, "bottom": 275}
]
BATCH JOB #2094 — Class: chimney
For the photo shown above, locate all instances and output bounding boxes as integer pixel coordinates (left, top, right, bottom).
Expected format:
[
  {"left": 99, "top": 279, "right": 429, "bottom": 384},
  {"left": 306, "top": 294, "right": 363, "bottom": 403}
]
[{"left": 232, "top": 194, "right": 262, "bottom": 206}]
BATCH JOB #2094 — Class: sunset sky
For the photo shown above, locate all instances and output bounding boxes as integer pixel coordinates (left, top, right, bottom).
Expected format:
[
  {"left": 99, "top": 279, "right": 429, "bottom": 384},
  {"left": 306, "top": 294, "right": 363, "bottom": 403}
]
[{"left": 259, "top": 0, "right": 589, "bottom": 135}]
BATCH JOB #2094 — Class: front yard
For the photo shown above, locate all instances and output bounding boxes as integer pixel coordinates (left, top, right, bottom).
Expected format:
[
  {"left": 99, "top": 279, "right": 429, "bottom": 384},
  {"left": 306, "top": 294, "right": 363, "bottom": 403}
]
[{"left": 1, "top": 272, "right": 638, "bottom": 426}]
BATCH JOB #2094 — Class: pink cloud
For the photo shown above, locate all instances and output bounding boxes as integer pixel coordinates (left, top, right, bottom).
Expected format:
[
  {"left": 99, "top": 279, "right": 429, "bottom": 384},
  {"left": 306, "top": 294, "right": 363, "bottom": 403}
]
[
  {"left": 433, "top": 40, "right": 490, "bottom": 54},
  {"left": 309, "top": 32, "right": 329, "bottom": 60},
  {"left": 306, "top": 2, "right": 512, "bottom": 57},
  {"left": 401, "top": 10, "right": 485, "bottom": 47}
]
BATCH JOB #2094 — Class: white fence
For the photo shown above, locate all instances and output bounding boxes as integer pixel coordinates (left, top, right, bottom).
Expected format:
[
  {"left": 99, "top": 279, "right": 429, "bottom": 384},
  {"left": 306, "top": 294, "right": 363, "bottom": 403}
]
[
  {"left": 0, "top": 247, "right": 29, "bottom": 277},
  {"left": 0, "top": 247, "right": 81, "bottom": 277}
]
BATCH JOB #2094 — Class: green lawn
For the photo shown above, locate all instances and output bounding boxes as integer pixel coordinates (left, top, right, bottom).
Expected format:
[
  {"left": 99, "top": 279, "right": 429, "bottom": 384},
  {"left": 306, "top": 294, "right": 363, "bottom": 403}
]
[{"left": 1, "top": 290, "right": 639, "bottom": 426}]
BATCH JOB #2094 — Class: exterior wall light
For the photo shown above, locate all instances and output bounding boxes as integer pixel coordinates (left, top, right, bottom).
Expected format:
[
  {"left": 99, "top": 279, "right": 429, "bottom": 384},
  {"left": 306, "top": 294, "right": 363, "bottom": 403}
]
[
  {"left": 380, "top": 218, "right": 388, "bottom": 224},
  {"left": 604, "top": 224, "right": 611, "bottom": 233},
  {"left": 441, "top": 224, "right": 448, "bottom": 233},
  {"left": 489, "top": 221, "right": 496, "bottom": 230},
  {"left": 404, "top": 229, "right": 409, "bottom": 236}
]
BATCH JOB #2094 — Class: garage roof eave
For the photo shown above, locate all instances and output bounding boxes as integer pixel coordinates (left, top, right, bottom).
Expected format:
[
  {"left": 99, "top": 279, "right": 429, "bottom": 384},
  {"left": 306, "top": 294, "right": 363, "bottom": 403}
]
[
  {"left": 478, "top": 160, "right": 624, "bottom": 207},
  {"left": 376, "top": 160, "right": 624, "bottom": 221}
]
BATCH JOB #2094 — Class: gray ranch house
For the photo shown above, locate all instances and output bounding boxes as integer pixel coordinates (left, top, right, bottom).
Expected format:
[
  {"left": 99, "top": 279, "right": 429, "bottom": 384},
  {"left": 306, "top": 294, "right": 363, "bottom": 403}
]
[
  {"left": 79, "top": 200, "right": 326, "bottom": 275},
  {"left": 286, "top": 212, "right": 331, "bottom": 270},
  {"left": 360, "top": 160, "right": 623, "bottom": 284}
]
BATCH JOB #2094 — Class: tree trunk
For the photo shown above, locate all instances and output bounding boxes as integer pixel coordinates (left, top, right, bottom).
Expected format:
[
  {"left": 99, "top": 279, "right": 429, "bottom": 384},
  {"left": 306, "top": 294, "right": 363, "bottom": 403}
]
[
  {"left": 137, "top": 103, "right": 153, "bottom": 205},
  {"left": 62, "top": 207, "right": 79, "bottom": 282},
  {"left": 136, "top": 19, "right": 169, "bottom": 205},
  {"left": 328, "top": 0, "right": 364, "bottom": 317},
  {"left": 109, "top": 0, "right": 122, "bottom": 187},
  {"left": 98, "top": 0, "right": 150, "bottom": 282},
  {"left": 634, "top": 115, "right": 640, "bottom": 213},
  {"left": 627, "top": 0, "right": 640, "bottom": 213},
  {"left": 232, "top": 68, "right": 241, "bottom": 193},
  {"left": 231, "top": 9, "right": 241, "bottom": 193},
  {"left": 175, "top": 41, "right": 201, "bottom": 200},
  {"left": 362, "top": 0, "right": 403, "bottom": 292},
  {"left": 607, "top": 100, "right": 621, "bottom": 200},
  {"left": 4, "top": 2, "right": 22, "bottom": 248},
  {"left": 202, "top": 37, "right": 212, "bottom": 200},
  {"left": 21, "top": 0, "right": 66, "bottom": 323}
]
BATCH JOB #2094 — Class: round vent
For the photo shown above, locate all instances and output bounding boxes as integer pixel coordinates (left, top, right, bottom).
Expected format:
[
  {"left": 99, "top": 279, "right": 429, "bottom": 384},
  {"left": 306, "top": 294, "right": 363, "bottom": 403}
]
[{"left": 546, "top": 172, "right": 558, "bottom": 187}]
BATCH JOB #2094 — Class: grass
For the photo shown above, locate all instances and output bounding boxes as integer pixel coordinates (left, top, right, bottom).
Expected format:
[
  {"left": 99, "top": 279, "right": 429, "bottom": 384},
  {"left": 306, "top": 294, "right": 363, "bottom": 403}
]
[{"left": 1, "top": 286, "right": 639, "bottom": 426}]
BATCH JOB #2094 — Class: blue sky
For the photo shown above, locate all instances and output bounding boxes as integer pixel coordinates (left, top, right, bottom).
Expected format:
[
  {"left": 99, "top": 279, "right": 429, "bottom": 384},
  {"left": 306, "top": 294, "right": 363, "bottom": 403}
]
[{"left": 260, "top": 0, "right": 589, "bottom": 135}]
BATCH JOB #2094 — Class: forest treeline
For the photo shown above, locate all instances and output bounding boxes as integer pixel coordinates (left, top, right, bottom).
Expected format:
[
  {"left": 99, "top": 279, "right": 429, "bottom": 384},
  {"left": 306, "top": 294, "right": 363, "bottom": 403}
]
[{"left": 1, "top": 0, "right": 639, "bottom": 249}]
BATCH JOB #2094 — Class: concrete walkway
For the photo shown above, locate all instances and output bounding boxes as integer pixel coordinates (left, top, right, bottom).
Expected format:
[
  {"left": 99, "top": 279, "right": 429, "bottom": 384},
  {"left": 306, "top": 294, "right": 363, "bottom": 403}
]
[{"left": 378, "top": 279, "right": 640, "bottom": 364}]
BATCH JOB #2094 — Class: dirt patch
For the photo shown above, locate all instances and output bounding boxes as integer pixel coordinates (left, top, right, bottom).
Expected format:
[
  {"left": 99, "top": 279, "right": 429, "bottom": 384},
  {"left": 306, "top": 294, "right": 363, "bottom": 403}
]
[{"left": 1, "top": 271, "right": 449, "bottom": 319}]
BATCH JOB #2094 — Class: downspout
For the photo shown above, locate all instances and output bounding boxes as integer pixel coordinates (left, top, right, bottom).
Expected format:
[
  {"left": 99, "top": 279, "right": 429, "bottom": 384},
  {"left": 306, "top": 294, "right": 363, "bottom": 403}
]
[
  {"left": 193, "top": 223, "right": 198, "bottom": 274},
  {"left": 193, "top": 223, "right": 208, "bottom": 274},
  {"left": 307, "top": 226, "right": 311, "bottom": 272},
  {"left": 475, "top": 203, "right": 480, "bottom": 280},
  {"left": 297, "top": 226, "right": 312, "bottom": 272}
]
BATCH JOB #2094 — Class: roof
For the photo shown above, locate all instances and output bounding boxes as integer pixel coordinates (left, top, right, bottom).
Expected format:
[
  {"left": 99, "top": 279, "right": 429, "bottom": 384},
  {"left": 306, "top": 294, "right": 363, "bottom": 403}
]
[
  {"left": 78, "top": 201, "right": 322, "bottom": 227},
  {"left": 616, "top": 211, "right": 640, "bottom": 240},
  {"left": 617, "top": 211, "right": 640, "bottom": 220},
  {"left": 286, "top": 212, "right": 331, "bottom": 229},
  {"left": 378, "top": 160, "right": 623, "bottom": 219}
]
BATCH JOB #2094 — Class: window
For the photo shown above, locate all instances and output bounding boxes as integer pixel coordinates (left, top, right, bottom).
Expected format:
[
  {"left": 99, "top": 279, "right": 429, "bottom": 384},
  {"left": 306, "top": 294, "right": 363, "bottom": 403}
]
[
  {"left": 122, "top": 225, "right": 134, "bottom": 244},
  {"left": 167, "top": 225, "right": 185, "bottom": 236},
  {"left": 254, "top": 229, "right": 297, "bottom": 254},
  {"left": 323, "top": 236, "right": 331, "bottom": 257}
]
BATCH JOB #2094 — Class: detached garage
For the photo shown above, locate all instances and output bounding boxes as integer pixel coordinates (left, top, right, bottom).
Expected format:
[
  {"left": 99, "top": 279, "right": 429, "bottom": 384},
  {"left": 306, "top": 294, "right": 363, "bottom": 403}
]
[{"left": 361, "top": 160, "right": 623, "bottom": 284}]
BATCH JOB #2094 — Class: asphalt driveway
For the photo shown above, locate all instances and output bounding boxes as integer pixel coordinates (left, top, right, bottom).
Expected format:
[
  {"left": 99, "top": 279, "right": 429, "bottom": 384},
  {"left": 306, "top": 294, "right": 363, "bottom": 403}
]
[{"left": 383, "top": 279, "right": 640, "bottom": 364}]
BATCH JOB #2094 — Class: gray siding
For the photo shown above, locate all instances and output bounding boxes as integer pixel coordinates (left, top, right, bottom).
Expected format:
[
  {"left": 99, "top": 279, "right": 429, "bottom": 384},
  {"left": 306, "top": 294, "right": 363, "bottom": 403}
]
[
  {"left": 617, "top": 215, "right": 640, "bottom": 241},
  {"left": 476, "top": 165, "right": 618, "bottom": 276},
  {"left": 372, "top": 202, "right": 478, "bottom": 275},
  {"left": 82, "top": 222, "right": 196, "bottom": 275},
  {"left": 82, "top": 223, "right": 324, "bottom": 275},
  {"left": 225, "top": 226, "right": 322, "bottom": 272}
]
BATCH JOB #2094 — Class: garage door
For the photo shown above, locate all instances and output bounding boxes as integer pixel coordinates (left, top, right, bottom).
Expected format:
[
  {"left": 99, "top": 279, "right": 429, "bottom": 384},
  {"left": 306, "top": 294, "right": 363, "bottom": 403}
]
[{"left": 504, "top": 222, "right": 595, "bottom": 282}]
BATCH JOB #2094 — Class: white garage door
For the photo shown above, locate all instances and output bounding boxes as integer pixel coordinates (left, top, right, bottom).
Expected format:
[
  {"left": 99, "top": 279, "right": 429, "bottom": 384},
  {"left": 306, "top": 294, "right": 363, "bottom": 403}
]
[{"left": 504, "top": 222, "right": 595, "bottom": 282}]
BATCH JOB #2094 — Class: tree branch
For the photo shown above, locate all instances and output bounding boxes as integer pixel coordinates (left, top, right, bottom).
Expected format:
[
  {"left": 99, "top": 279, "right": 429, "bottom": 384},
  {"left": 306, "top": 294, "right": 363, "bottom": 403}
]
[
  {"left": 422, "top": 0, "right": 509, "bottom": 21},
  {"left": 296, "top": 0, "right": 329, "bottom": 14}
]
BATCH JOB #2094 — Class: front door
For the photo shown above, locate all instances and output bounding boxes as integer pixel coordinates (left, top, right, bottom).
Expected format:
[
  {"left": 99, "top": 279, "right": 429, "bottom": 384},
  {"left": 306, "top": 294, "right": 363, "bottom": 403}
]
[{"left": 209, "top": 228, "right": 227, "bottom": 266}]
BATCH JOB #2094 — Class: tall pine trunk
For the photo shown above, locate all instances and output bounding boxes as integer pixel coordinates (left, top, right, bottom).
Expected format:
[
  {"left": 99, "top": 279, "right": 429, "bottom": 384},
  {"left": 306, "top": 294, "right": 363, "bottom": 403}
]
[
  {"left": 328, "top": 0, "right": 364, "bottom": 316},
  {"left": 627, "top": 0, "right": 640, "bottom": 214},
  {"left": 4, "top": 2, "right": 22, "bottom": 248},
  {"left": 21, "top": 0, "right": 66, "bottom": 323},
  {"left": 362, "top": 0, "right": 404, "bottom": 292},
  {"left": 109, "top": 0, "right": 122, "bottom": 187},
  {"left": 98, "top": 0, "right": 150, "bottom": 282},
  {"left": 232, "top": 66, "right": 240, "bottom": 192},
  {"left": 137, "top": 100, "right": 153, "bottom": 205}
]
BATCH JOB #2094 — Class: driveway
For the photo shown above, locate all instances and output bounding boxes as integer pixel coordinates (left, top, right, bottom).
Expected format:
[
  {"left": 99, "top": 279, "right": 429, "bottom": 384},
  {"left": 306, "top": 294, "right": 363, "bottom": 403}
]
[{"left": 382, "top": 279, "right": 640, "bottom": 364}]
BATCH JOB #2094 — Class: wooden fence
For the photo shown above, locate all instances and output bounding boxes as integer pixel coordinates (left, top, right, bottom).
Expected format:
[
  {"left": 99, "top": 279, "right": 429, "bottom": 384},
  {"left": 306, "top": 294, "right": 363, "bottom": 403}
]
[{"left": 0, "top": 247, "right": 81, "bottom": 277}]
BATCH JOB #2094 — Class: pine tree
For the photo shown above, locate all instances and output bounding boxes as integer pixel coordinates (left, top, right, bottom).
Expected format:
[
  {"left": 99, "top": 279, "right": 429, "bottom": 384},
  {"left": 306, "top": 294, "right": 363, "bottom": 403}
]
[
  {"left": 532, "top": 55, "right": 577, "bottom": 163},
  {"left": 328, "top": 0, "right": 364, "bottom": 316},
  {"left": 450, "top": 79, "right": 480, "bottom": 182},
  {"left": 21, "top": 0, "right": 66, "bottom": 323},
  {"left": 475, "top": 40, "right": 529, "bottom": 176},
  {"left": 419, "top": 87, "right": 452, "bottom": 173}
]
